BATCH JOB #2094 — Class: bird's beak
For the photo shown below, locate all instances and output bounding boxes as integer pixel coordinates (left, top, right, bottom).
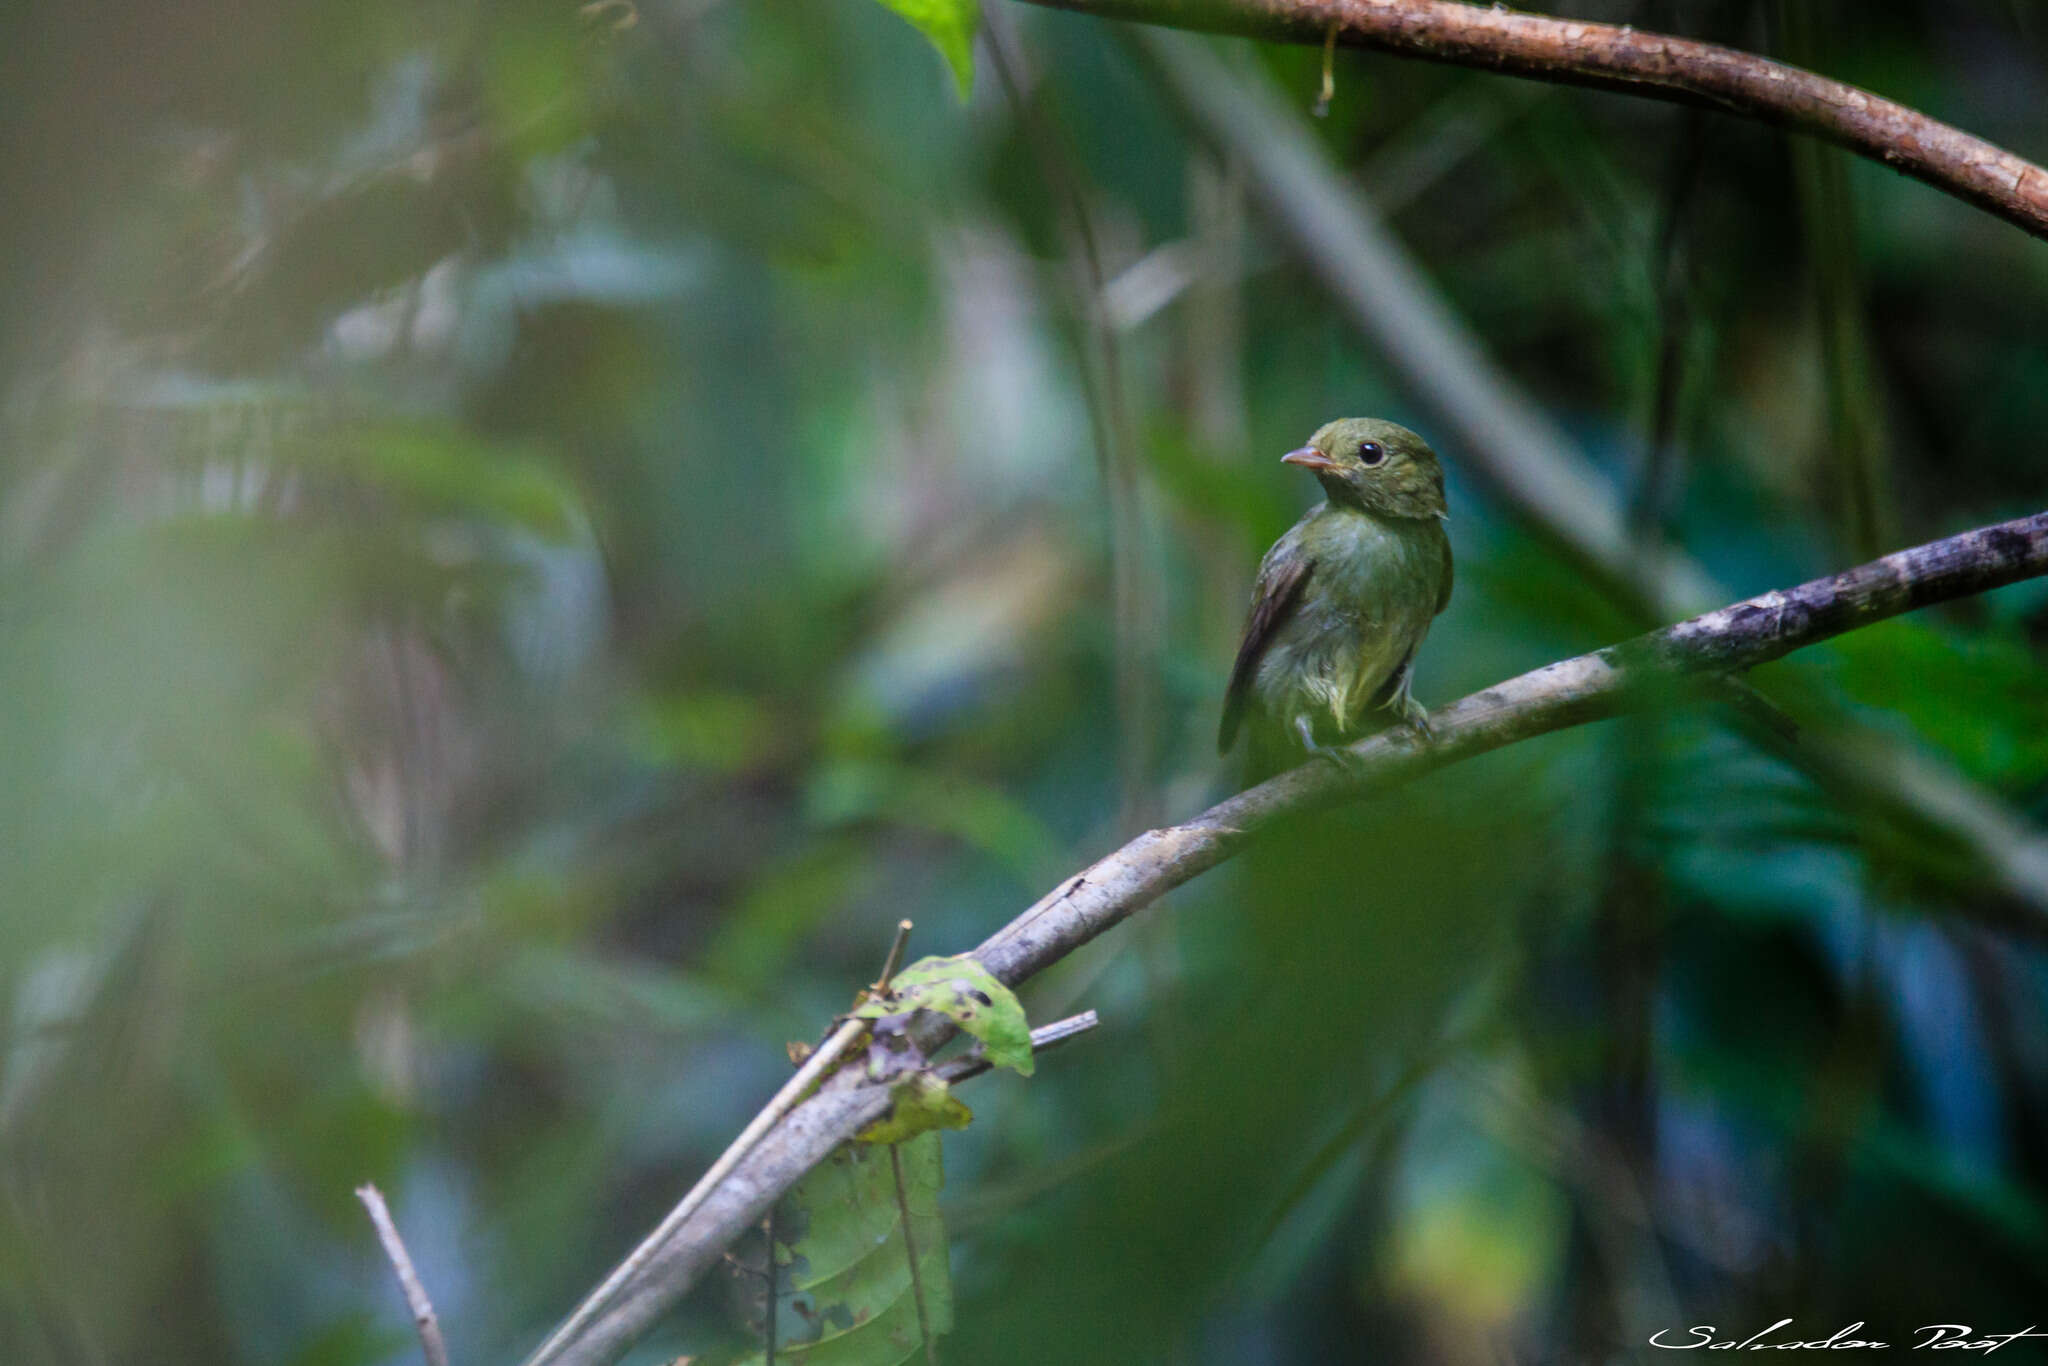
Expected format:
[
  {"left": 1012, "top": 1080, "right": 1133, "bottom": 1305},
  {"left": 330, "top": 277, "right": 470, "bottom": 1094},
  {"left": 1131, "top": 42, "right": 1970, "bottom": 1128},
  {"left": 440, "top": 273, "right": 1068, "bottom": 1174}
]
[{"left": 1281, "top": 446, "right": 1340, "bottom": 472}]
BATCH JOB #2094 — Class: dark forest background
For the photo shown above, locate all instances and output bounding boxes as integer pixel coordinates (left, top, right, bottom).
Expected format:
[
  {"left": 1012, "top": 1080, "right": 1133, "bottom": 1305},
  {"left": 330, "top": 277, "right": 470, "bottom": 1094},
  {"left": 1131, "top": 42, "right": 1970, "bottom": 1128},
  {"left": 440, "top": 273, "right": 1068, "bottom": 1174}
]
[{"left": 4, "top": 1, "right": 2048, "bottom": 1362}]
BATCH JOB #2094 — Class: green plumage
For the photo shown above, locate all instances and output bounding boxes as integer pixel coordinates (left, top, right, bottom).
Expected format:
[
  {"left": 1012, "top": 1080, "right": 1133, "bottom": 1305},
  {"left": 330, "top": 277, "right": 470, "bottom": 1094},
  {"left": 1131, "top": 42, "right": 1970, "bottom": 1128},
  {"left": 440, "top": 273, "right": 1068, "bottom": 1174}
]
[{"left": 1219, "top": 418, "right": 1454, "bottom": 760}]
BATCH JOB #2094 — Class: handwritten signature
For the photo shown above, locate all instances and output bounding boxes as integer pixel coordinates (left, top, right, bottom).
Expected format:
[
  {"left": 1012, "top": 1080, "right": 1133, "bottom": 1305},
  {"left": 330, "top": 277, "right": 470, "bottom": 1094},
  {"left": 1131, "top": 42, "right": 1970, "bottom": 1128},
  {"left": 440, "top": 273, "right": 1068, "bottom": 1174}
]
[{"left": 1649, "top": 1322, "right": 2048, "bottom": 1353}]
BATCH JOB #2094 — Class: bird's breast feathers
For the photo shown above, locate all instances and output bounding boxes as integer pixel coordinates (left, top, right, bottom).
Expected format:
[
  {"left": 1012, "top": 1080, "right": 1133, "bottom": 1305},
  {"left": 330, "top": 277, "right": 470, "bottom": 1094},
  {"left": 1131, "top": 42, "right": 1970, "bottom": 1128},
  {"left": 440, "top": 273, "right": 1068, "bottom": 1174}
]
[{"left": 1255, "top": 510, "right": 1446, "bottom": 732}]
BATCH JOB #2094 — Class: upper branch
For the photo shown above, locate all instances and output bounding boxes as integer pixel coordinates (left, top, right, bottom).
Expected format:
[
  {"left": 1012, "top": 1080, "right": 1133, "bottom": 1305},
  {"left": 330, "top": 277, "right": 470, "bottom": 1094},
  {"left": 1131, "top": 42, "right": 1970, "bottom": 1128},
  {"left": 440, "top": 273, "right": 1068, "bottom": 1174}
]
[{"left": 1011, "top": 0, "right": 2048, "bottom": 242}]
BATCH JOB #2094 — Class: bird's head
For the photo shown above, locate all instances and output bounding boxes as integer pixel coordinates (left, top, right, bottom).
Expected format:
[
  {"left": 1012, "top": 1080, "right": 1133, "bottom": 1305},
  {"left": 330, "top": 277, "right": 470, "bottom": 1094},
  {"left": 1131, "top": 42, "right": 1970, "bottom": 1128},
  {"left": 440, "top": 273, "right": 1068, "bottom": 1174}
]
[{"left": 1281, "top": 417, "right": 1447, "bottom": 521}]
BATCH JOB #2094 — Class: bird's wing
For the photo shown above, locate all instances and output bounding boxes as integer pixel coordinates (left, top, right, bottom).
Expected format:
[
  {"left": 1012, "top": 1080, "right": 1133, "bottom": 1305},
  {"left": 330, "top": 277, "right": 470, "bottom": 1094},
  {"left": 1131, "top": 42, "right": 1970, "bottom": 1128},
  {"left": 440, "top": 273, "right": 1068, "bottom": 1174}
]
[
  {"left": 1434, "top": 526, "right": 1454, "bottom": 616},
  {"left": 1218, "top": 551, "right": 1313, "bottom": 755}
]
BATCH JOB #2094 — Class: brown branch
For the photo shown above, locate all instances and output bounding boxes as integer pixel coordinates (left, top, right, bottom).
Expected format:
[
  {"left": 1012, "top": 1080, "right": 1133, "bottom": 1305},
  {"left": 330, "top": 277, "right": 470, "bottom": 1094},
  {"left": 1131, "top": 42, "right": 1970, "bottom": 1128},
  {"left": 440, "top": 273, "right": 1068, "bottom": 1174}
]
[
  {"left": 524, "top": 508, "right": 2048, "bottom": 1366},
  {"left": 1010, "top": 0, "right": 2048, "bottom": 242},
  {"left": 355, "top": 1184, "right": 451, "bottom": 1366}
]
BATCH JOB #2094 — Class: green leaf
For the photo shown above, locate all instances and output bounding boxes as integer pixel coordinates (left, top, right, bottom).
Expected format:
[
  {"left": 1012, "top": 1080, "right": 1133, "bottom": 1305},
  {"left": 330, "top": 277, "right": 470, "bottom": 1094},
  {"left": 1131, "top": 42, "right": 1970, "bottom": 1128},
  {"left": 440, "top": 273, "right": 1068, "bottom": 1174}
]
[
  {"left": 856, "top": 1071, "right": 974, "bottom": 1145},
  {"left": 855, "top": 954, "right": 1033, "bottom": 1076},
  {"left": 741, "top": 1136, "right": 952, "bottom": 1365},
  {"left": 871, "top": 0, "right": 979, "bottom": 100}
]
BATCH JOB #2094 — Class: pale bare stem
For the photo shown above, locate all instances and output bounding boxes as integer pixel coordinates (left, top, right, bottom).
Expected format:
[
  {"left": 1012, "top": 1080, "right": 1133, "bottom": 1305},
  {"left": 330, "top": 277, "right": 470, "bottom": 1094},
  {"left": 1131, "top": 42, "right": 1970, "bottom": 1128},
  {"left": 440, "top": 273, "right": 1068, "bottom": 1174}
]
[
  {"left": 1012, "top": 0, "right": 2048, "bottom": 242},
  {"left": 936, "top": 1010, "right": 1104, "bottom": 1085},
  {"left": 890, "top": 1143, "right": 940, "bottom": 1366},
  {"left": 526, "top": 511, "right": 2048, "bottom": 1366},
  {"left": 1027, "top": 1010, "right": 1103, "bottom": 1051},
  {"left": 874, "top": 919, "right": 914, "bottom": 994},
  {"left": 355, "top": 1184, "right": 450, "bottom": 1366}
]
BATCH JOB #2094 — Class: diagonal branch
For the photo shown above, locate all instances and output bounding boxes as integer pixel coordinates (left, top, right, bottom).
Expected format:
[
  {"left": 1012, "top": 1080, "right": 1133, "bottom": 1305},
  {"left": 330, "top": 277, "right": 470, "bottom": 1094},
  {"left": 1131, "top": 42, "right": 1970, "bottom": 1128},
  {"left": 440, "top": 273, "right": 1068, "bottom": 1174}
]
[
  {"left": 973, "top": 509, "right": 2048, "bottom": 982},
  {"left": 526, "top": 508, "right": 2048, "bottom": 1366},
  {"left": 1010, "top": 0, "right": 2048, "bottom": 242}
]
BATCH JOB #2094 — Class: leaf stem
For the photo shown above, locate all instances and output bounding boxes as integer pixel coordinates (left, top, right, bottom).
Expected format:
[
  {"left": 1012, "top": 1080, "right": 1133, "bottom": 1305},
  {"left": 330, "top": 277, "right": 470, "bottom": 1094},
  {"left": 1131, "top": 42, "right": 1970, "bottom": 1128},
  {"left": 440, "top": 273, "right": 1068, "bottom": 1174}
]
[{"left": 890, "top": 1143, "right": 939, "bottom": 1366}]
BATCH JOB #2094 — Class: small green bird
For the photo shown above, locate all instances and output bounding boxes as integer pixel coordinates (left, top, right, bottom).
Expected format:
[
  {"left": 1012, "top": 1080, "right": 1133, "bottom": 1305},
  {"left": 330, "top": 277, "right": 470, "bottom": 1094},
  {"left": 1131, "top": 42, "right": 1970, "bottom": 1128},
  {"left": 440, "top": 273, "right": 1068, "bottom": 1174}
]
[{"left": 1218, "top": 417, "right": 1453, "bottom": 764}]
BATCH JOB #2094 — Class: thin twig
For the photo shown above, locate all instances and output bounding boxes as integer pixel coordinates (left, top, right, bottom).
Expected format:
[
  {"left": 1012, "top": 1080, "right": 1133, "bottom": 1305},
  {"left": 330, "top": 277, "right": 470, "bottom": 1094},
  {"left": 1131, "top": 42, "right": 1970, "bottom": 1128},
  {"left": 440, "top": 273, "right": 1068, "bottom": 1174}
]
[
  {"left": 1013, "top": 0, "right": 2048, "bottom": 241},
  {"left": 1025, "top": 1010, "right": 1102, "bottom": 1051},
  {"left": 355, "top": 1184, "right": 450, "bottom": 1366},
  {"left": 936, "top": 1010, "right": 1104, "bottom": 1085},
  {"left": 874, "top": 919, "right": 914, "bottom": 993},
  {"left": 523, "top": 508, "right": 2048, "bottom": 1366}
]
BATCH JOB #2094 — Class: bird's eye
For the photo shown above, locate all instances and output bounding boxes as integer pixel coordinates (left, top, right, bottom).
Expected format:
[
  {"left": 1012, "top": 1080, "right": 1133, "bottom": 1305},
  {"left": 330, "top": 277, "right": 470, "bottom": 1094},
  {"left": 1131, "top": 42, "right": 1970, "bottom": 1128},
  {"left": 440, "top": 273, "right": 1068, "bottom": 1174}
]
[{"left": 1357, "top": 441, "right": 1386, "bottom": 466}]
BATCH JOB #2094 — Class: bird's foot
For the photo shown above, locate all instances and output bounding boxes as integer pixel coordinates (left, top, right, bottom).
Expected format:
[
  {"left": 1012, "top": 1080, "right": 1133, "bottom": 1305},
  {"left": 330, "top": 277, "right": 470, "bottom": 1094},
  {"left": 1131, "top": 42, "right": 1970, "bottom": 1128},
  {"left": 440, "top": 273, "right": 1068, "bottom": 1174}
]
[
  {"left": 1294, "top": 716, "right": 1366, "bottom": 773},
  {"left": 1310, "top": 741, "right": 1369, "bottom": 774},
  {"left": 1399, "top": 696, "right": 1434, "bottom": 740}
]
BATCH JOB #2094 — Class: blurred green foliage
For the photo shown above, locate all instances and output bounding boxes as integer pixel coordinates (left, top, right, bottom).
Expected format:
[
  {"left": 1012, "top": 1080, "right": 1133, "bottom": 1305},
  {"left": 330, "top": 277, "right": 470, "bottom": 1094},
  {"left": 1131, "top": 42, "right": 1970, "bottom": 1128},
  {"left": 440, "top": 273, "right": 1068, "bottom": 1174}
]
[{"left": 2, "top": 1, "right": 2048, "bottom": 1364}]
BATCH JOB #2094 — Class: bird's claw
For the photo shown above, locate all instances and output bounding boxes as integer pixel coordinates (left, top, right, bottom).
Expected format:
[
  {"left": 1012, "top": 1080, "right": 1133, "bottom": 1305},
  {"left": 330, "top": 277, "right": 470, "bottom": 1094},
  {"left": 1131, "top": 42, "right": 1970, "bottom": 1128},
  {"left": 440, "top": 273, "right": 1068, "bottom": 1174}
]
[
  {"left": 1292, "top": 715, "right": 1367, "bottom": 771},
  {"left": 1310, "top": 741, "right": 1369, "bottom": 774}
]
